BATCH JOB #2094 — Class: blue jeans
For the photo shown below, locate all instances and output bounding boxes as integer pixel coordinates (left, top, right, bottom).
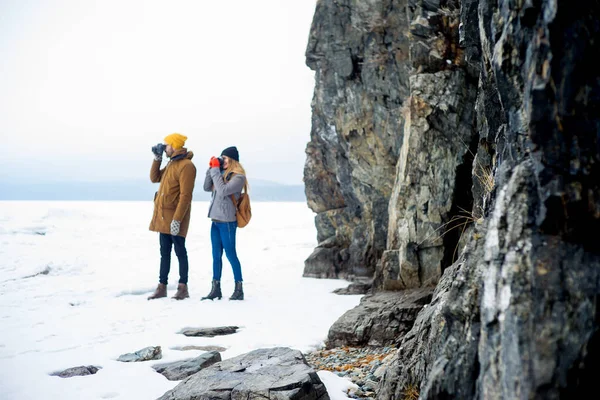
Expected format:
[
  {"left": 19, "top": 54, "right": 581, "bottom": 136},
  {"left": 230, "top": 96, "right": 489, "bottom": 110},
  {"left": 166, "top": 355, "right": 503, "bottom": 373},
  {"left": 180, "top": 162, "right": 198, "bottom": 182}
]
[
  {"left": 159, "top": 233, "right": 189, "bottom": 284},
  {"left": 211, "top": 221, "right": 243, "bottom": 282}
]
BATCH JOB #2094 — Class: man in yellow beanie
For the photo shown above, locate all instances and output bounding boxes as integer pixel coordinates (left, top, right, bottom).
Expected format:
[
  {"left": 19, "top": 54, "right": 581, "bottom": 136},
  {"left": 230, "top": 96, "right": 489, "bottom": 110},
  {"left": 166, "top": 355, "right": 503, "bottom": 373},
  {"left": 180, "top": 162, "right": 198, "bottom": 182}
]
[{"left": 148, "top": 133, "right": 196, "bottom": 300}]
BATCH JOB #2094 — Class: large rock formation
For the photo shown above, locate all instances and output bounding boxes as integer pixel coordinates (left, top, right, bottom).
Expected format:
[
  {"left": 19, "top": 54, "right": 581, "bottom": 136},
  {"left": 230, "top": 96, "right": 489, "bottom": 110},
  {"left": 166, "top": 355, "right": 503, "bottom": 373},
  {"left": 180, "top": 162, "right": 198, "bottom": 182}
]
[
  {"left": 303, "top": 0, "right": 410, "bottom": 280},
  {"left": 304, "top": 0, "right": 600, "bottom": 398}
]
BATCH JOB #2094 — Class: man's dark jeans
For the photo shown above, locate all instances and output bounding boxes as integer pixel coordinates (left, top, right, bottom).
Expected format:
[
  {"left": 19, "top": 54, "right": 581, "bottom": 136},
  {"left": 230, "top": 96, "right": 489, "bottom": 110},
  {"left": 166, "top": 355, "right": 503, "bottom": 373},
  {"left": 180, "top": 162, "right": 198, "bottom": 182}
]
[{"left": 159, "top": 233, "right": 189, "bottom": 284}]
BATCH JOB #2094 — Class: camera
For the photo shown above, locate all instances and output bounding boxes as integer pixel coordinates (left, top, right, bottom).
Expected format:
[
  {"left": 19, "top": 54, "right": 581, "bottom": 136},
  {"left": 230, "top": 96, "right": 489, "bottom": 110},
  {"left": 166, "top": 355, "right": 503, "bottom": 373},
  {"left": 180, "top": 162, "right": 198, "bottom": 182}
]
[
  {"left": 152, "top": 143, "right": 166, "bottom": 155},
  {"left": 217, "top": 157, "right": 225, "bottom": 171}
]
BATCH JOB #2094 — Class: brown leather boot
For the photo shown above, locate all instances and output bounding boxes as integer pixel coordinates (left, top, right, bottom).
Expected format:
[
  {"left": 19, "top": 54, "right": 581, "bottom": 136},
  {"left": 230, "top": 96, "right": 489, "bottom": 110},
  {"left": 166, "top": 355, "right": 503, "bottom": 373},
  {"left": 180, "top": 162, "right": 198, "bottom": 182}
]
[
  {"left": 147, "top": 283, "right": 167, "bottom": 300},
  {"left": 172, "top": 283, "right": 189, "bottom": 300}
]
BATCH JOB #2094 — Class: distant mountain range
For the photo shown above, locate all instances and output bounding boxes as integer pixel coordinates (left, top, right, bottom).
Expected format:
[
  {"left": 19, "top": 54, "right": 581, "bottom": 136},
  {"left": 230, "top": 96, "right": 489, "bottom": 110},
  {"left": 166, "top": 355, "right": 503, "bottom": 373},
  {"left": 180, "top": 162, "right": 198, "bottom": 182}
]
[{"left": 0, "top": 179, "right": 307, "bottom": 202}]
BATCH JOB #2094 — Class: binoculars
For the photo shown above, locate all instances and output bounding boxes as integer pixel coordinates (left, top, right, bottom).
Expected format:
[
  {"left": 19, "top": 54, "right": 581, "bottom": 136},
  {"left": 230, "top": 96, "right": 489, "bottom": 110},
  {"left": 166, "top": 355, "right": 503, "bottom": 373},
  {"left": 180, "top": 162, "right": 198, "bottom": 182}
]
[{"left": 152, "top": 143, "right": 166, "bottom": 154}]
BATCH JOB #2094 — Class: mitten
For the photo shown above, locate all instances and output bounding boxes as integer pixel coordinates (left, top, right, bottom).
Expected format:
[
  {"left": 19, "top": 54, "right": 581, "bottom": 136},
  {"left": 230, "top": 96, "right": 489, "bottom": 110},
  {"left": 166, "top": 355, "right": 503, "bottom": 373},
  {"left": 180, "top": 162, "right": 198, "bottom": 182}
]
[
  {"left": 170, "top": 220, "right": 181, "bottom": 236},
  {"left": 152, "top": 143, "right": 165, "bottom": 161},
  {"left": 209, "top": 156, "right": 220, "bottom": 168}
]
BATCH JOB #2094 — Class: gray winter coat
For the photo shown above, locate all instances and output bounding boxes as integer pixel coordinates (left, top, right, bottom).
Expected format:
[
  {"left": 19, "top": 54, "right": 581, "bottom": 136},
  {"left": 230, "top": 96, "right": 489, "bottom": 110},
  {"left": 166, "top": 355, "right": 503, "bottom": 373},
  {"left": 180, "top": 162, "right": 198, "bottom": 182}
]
[{"left": 204, "top": 167, "right": 246, "bottom": 222}]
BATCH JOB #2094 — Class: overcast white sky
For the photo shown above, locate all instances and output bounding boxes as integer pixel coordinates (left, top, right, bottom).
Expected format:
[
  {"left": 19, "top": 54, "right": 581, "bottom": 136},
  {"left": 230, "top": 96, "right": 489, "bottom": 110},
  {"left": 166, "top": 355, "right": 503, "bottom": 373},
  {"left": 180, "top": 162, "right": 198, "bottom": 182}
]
[{"left": 0, "top": 0, "right": 317, "bottom": 185}]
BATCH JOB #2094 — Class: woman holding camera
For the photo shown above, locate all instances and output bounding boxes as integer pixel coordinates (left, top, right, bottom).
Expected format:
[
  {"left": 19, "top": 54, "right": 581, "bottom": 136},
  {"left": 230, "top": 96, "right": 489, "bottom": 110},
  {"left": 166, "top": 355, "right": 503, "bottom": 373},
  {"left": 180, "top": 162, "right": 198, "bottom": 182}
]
[{"left": 202, "top": 146, "right": 247, "bottom": 301}]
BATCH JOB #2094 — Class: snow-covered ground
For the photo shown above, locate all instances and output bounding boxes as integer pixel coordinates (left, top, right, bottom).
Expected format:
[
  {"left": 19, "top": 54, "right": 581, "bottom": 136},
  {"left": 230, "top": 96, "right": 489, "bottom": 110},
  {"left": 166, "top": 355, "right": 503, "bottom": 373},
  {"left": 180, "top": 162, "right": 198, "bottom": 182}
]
[{"left": 0, "top": 201, "right": 362, "bottom": 399}]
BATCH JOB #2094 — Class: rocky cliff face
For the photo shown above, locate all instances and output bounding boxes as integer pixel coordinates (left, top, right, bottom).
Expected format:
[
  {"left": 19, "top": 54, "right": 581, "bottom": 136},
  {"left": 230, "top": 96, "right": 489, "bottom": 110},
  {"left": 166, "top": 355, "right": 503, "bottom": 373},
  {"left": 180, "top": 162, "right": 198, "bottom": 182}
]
[
  {"left": 303, "top": 0, "right": 410, "bottom": 280},
  {"left": 304, "top": 0, "right": 600, "bottom": 398}
]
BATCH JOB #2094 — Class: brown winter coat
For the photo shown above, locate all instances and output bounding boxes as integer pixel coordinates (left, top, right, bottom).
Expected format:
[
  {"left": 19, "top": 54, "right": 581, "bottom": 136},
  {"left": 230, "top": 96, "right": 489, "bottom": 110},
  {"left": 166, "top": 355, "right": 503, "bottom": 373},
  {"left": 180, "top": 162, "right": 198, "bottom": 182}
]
[{"left": 149, "top": 149, "right": 196, "bottom": 237}]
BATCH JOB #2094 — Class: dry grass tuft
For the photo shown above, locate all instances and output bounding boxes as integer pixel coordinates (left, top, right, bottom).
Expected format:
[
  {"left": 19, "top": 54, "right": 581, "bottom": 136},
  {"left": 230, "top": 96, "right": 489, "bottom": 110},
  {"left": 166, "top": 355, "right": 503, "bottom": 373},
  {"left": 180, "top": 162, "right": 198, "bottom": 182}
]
[
  {"left": 474, "top": 164, "right": 494, "bottom": 195},
  {"left": 402, "top": 384, "right": 420, "bottom": 400},
  {"left": 418, "top": 206, "right": 482, "bottom": 248},
  {"left": 416, "top": 206, "right": 484, "bottom": 264}
]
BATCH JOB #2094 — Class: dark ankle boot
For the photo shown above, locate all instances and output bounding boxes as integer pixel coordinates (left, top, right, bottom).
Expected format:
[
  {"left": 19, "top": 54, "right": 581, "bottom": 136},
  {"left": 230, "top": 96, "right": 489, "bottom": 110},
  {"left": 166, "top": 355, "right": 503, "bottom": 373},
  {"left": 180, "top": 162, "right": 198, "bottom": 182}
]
[
  {"left": 172, "top": 283, "right": 189, "bottom": 300},
  {"left": 229, "top": 281, "right": 244, "bottom": 301},
  {"left": 147, "top": 283, "right": 167, "bottom": 300},
  {"left": 201, "top": 280, "right": 222, "bottom": 301}
]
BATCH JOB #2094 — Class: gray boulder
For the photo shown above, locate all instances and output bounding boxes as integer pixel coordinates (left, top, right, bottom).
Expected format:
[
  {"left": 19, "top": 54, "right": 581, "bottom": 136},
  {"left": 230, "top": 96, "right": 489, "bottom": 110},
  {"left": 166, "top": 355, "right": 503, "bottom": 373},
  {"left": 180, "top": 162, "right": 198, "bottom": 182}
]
[
  {"left": 181, "top": 326, "right": 238, "bottom": 337},
  {"left": 157, "top": 347, "right": 329, "bottom": 400},
  {"left": 152, "top": 351, "right": 222, "bottom": 381},
  {"left": 326, "top": 289, "right": 433, "bottom": 348},
  {"left": 117, "top": 346, "right": 162, "bottom": 362},
  {"left": 50, "top": 365, "right": 100, "bottom": 378}
]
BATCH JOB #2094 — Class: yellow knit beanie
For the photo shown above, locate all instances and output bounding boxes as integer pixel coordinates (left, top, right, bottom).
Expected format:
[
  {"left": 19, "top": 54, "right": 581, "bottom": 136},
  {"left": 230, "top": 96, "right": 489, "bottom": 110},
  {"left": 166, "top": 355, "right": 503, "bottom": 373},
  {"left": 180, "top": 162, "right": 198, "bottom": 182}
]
[{"left": 164, "top": 133, "right": 187, "bottom": 149}]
